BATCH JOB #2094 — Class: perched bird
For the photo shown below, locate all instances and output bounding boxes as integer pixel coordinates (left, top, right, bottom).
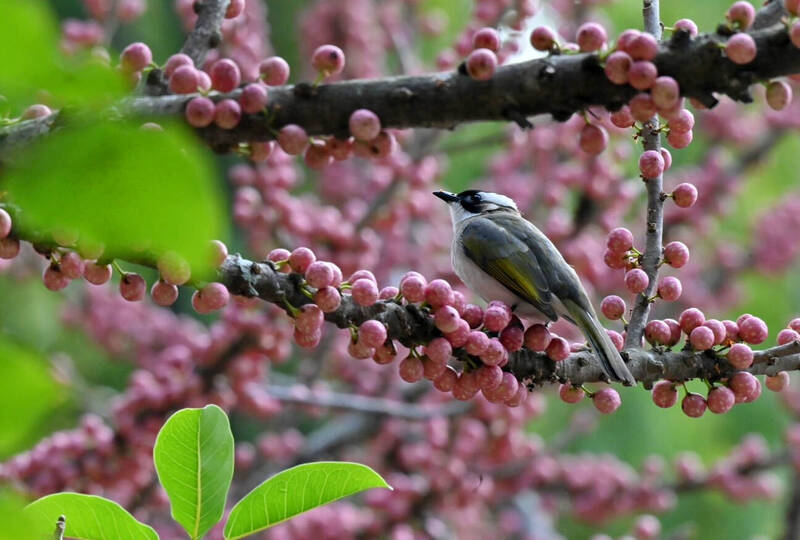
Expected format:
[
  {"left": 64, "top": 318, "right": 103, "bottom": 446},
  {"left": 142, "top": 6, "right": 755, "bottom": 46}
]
[{"left": 434, "top": 189, "right": 636, "bottom": 386}]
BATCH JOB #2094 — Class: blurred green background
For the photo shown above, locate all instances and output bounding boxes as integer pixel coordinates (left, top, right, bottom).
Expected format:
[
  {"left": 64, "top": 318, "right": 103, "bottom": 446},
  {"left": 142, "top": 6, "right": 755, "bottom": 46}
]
[{"left": 1, "top": 0, "right": 798, "bottom": 538}]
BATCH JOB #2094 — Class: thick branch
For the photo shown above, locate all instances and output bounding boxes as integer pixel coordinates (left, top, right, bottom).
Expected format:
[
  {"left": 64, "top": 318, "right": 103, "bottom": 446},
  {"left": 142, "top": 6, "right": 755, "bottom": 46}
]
[
  {"left": 220, "top": 255, "right": 800, "bottom": 386},
  {"left": 4, "top": 15, "right": 800, "bottom": 150},
  {"left": 626, "top": 0, "right": 664, "bottom": 348}
]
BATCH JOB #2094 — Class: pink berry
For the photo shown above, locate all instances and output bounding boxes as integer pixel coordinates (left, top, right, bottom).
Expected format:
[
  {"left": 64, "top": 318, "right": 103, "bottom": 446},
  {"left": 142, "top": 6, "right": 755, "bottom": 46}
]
[
  {"left": 610, "top": 106, "right": 635, "bottom": 128},
  {"left": 289, "top": 247, "right": 316, "bottom": 273},
  {"left": 690, "top": 325, "right": 714, "bottom": 351},
  {"left": 664, "top": 318, "right": 682, "bottom": 346},
  {"left": 681, "top": 393, "right": 707, "bottom": 418},
  {"left": 464, "top": 331, "right": 490, "bottom": 356},
  {"left": 360, "top": 131, "right": 395, "bottom": 158},
  {"left": 593, "top": 388, "right": 621, "bottom": 414},
  {"left": 400, "top": 272, "right": 427, "bottom": 303},
  {"left": 546, "top": 336, "right": 570, "bottom": 362},
  {"left": 295, "top": 304, "right": 324, "bottom": 334},
  {"left": 624, "top": 268, "right": 649, "bottom": 294},
  {"left": 311, "top": 44, "right": 345, "bottom": 76},
  {"left": 604, "top": 51, "right": 632, "bottom": 84},
  {"left": 791, "top": 21, "right": 800, "bottom": 48},
  {"left": 433, "top": 366, "right": 458, "bottom": 392},
  {"left": 728, "top": 343, "right": 754, "bottom": 369},
  {"left": 608, "top": 330, "right": 624, "bottom": 351},
  {"left": 679, "top": 308, "right": 705, "bottom": 334},
  {"left": 169, "top": 65, "right": 199, "bottom": 94},
  {"left": 462, "top": 303, "right": 484, "bottom": 328},
  {"left": 627, "top": 33, "right": 659, "bottom": 60},
  {"left": 766, "top": 81, "right": 793, "bottom": 111},
  {"left": 326, "top": 137, "right": 352, "bottom": 160},
  {"left": 43, "top": 265, "right": 70, "bottom": 291},
  {"left": 304, "top": 141, "right": 332, "bottom": 170},
  {"left": 164, "top": 53, "right": 193, "bottom": 78},
  {"left": 259, "top": 57, "right": 290, "bottom": 86},
  {"left": 398, "top": 355, "right": 424, "bottom": 382},
  {"left": 723, "top": 320, "right": 741, "bottom": 343},
  {"left": 214, "top": 99, "right": 242, "bottom": 129},
  {"left": 421, "top": 356, "right": 445, "bottom": 377},
  {"left": 729, "top": 371, "right": 760, "bottom": 403},
  {"left": 225, "top": 0, "right": 244, "bottom": 18},
  {"left": 601, "top": 295, "right": 626, "bottom": 320},
  {"left": 483, "top": 304, "right": 511, "bottom": 332},
  {"left": 725, "top": 33, "right": 757, "bottom": 64},
  {"left": 476, "top": 364, "right": 503, "bottom": 391},
  {"left": 466, "top": 48, "right": 497, "bottom": 81},
  {"left": 151, "top": 280, "right": 179, "bottom": 306},
  {"left": 0, "top": 208, "right": 11, "bottom": 238},
  {"left": 480, "top": 337, "right": 507, "bottom": 366},
  {"left": 700, "top": 320, "right": 724, "bottom": 346},
  {"left": 530, "top": 26, "right": 557, "bottom": 51},
  {"left": 652, "top": 381, "right": 678, "bottom": 408},
  {"left": 277, "top": 124, "right": 308, "bottom": 155},
  {"left": 737, "top": 313, "right": 753, "bottom": 326},
  {"left": 629, "top": 93, "right": 657, "bottom": 122},
  {"left": 663, "top": 241, "right": 689, "bottom": 268},
  {"left": 425, "top": 279, "right": 454, "bottom": 308},
  {"left": 559, "top": 384, "right": 585, "bottom": 404},
  {"left": 766, "top": 371, "right": 790, "bottom": 392},
  {"left": 210, "top": 59, "right": 241, "bottom": 93},
  {"left": 657, "top": 276, "right": 682, "bottom": 301},
  {"left": 434, "top": 305, "right": 461, "bottom": 333},
  {"left": 707, "top": 386, "right": 735, "bottom": 414},
  {"left": 314, "top": 286, "right": 341, "bottom": 313},
  {"left": 645, "top": 320, "right": 672, "bottom": 346},
  {"left": 672, "top": 183, "right": 698, "bottom": 208},
  {"left": 496, "top": 372, "right": 519, "bottom": 402},
  {"left": 425, "top": 337, "right": 453, "bottom": 364},
  {"left": 628, "top": 61, "right": 658, "bottom": 90},
  {"left": 349, "top": 109, "right": 381, "bottom": 141},
  {"left": 210, "top": 240, "right": 228, "bottom": 267},
  {"left": 604, "top": 249, "right": 627, "bottom": 269},
  {"left": 667, "top": 129, "right": 693, "bottom": 149},
  {"left": 119, "top": 273, "right": 146, "bottom": 301},
  {"left": 120, "top": 42, "right": 152, "bottom": 72},
  {"left": 473, "top": 28, "right": 501, "bottom": 52},
  {"left": 634, "top": 515, "right": 662, "bottom": 540},
  {"left": 351, "top": 278, "right": 379, "bottom": 306},
  {"left": 239, "top": 83, "right": 268, "bottom": 114},
  {"left": 739, "top": 316, "right": 768, "bottom": 345},
  {"left": 578, "top": 123, "right": 608, "bottom": 155},
  {"left": 453, "top": 370, "right": 480, "bottom": 401},
  {"left": 651, "top": 76, "right": 680, "bottom": 109},
  {"left": 639, "top": 149, "right": 664, "bottom": 178},
  {"left": 674, "top": 19, "right": 698, "bottom": 36},
  {"left": 157, "top": 252, "right": 191, "bottom": 285},
  {"left": 616, "top": 29, "right": 641, "bottom": 53},
  {"left": 359, "top": 320, "right": 387, "bottom": 348},
  {"left": 294, "top": 327, "right": 321, "bottom": 349},
  {"left": 576, "top": 22, "right": 606, "bottom": 52},
  {"left": 727, "top": 1, "right": 755, "bottom": 30},
  {"left": 669, "top": 110, "right": 694, "bottom": 136},
  {"left": 607, "top": 227, "right": 634, "bottom": 254},
  {"left": 185, "top": 97, "right": 215, "bottom": 127},
  {"left": 524, "top": 324, "right": 551, "bottom": 351},
  {"left": 305, "top": 261, "right": 334, "bottom": 289},
  {"left": 192, "top": 282, "right": 229, "bottom": 313},
  {"left": 499, "top": 324, "right": 524, "bottom": 352},
  {"left": 84, "top": 262, "right": 112, "bottom": 285},
  {"left": 778, "top": 328, "right": 800, "bottom": 345}
]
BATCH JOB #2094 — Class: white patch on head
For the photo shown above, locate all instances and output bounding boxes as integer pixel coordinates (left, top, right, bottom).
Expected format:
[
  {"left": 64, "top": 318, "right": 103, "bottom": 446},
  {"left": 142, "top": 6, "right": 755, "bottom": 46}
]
[
  {"left": 447, "top": 203, "right": 475, "bottom": 228},
  {"left": 479, "top": 192, "right": 518, "bottom": 211}
]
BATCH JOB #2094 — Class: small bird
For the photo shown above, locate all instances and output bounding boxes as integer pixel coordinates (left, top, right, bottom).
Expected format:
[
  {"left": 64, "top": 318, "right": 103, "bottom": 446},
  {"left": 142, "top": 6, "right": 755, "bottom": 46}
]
[{"left": 434, "top": 189, "right": 636, "bottom": 386}]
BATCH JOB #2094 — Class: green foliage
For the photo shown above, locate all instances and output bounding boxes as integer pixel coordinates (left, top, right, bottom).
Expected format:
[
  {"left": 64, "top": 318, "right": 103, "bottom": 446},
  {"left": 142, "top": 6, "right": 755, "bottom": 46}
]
[
  {"left": 0, "top": 490, "right": 38, "bottom": 540},
  {"left": 0, "top": 2, "right": 125, "bottom": 111},
  {"left": 0, "top": 338, "right": 66, "bottom": 458},
  {"left": 154, "top": 405, "right": 234, "bottom": 540},
  {"left": 2, "top": 120, "right": 226, "bottom": 275},
  {"left": 224, "top": 462, "right": 391, "bottom": 539},
  {"left": 23, "top": 493, "right": 159, "bottom": 540}
]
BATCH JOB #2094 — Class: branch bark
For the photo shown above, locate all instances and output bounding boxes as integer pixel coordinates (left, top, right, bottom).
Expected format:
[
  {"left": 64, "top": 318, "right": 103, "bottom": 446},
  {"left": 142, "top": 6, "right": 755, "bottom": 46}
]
[
  {"left": 625, "top": 0, "right": 664, "bottom": 348},
  {"left": 4, "top": 14, "right": 800, "bottom": 151},
  {"left": 220, "top": 254, "right": 800, "bottom": 387}
]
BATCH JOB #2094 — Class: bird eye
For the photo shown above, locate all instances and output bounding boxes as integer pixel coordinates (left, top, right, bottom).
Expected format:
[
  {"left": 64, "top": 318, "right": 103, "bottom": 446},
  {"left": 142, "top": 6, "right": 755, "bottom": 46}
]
[{"left": 470, "top": 194, "right": 481, "bottom": 203}]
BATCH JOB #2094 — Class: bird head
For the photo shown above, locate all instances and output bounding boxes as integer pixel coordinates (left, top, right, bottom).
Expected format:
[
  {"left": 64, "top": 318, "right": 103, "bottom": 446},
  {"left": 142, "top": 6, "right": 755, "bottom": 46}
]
[{"left": 433, "top": 190, "right": 519, "bottom": 224}]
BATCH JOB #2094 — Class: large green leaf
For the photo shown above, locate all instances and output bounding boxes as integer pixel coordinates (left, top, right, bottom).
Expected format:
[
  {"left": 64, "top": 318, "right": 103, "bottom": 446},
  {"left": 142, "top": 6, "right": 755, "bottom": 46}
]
[
  {"left": 2, "top": 120, "right": 226, "bottom": 275},
  {"left": 23, "top": 493, "right": 158, "bottom": 540},
  {"left": 223, "top": 462, "right": 392, "bottom": 539},
  {"left": 154, "top": 405, "right": 234, "bottom": 540},
  {"left": 0, "top": 338, "right": 66, "bottom": 458}
]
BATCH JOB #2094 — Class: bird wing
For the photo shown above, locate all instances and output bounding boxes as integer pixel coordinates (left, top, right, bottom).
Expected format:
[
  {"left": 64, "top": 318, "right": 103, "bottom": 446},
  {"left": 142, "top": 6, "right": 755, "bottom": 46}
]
[{"left": 459, "top": 215, "right": 559, "bottom": 321}]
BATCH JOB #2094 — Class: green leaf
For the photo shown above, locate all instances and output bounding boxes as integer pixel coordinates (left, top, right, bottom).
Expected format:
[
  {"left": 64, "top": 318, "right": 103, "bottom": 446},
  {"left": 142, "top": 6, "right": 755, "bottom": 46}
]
[
  {"left": 154, "top": 405, "right": 234, "bottom": 540},
  {"left": 2, "top": 120, "right": 226, "bottom": 275},
  {"left": 0, "top": 338, "right": 66, "bottom": 458},
  {"left": 223, "top": 462, "right": 392, "bottom": 539},
  {"left": 23, "top": 493, "right": 158, "bottom": 540}
]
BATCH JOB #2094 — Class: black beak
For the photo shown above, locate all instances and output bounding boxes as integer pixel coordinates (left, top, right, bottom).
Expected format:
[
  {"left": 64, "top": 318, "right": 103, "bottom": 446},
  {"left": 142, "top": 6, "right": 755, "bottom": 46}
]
[{"left": 433, "top": 191, "right": 459, "bottom": 203}]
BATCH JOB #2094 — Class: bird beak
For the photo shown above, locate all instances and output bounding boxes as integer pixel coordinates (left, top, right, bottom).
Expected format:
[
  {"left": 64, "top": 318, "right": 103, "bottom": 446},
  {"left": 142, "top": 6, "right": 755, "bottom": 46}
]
[{"left": 433, "top": 191, "right": 459, "bottom": 203}]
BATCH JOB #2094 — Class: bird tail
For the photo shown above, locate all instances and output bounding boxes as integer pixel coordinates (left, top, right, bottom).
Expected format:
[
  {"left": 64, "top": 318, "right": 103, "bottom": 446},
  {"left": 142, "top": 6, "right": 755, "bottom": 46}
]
[{"left": 563, "top": 299, "right": 636, "bottom": 386}]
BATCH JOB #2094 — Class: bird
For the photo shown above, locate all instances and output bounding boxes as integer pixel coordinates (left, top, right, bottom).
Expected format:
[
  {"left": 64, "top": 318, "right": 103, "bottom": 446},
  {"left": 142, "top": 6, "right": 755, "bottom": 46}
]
[{"left": 433, "top": 189, "right": 636, "bottom": 386}]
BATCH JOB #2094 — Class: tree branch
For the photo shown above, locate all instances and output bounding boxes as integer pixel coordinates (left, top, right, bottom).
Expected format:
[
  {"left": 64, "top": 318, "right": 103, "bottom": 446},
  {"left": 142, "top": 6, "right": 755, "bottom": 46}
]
[
  {"left": 626, "top": 0, "right": 664, "bottom": 348},
  {"left": 220, "top": 254, "right": 800, "bottom": 386},
  {"left": 4, "top": 14, "right": 800, "bottom": 151},
  {"left": 785, "top": 470, "right": 800, "bottom": 540}
]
